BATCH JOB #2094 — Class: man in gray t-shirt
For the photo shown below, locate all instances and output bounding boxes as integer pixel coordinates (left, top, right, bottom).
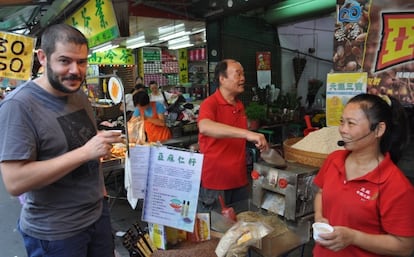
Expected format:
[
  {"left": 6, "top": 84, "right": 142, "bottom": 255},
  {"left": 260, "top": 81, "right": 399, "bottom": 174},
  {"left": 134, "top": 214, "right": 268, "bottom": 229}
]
[{"left": 0, "top": 24, "right": 123, "bottom": 257}]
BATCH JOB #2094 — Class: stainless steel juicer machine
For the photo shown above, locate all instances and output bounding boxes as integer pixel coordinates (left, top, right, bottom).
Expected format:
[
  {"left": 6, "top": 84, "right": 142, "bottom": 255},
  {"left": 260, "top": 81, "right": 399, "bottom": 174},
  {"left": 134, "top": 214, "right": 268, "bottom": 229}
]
[{"left": 250, "top": 160, "right": 319, "bottom": 254}]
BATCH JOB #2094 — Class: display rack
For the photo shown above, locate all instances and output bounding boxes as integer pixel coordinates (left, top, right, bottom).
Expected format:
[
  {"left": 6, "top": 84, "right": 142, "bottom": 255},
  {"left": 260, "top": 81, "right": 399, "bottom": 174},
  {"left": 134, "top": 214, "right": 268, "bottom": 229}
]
[
  {"left": 187, "top": 46, "right": 207, "bottom": 99},
  {"left": 86, "top": 74, "right": 128, "bottom": 207},
  {"left": 85, "top": 74, "right": 129, "bottom": 155},
  {"left": 137, "top": 47, "right": 183, "bottom": 88}
]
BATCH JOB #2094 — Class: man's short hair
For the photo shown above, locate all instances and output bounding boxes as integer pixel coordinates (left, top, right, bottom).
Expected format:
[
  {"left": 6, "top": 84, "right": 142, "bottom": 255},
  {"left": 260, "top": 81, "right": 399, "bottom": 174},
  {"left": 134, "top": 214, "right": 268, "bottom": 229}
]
[
  {"left": 213, "top": 60, "right": 229, "bottom": 85},
  {"left": 135, "top": 83, "right": 145, "bottom": 91},
  {"left": 40, "top": 24, "right": 88, "bottom": 57}
]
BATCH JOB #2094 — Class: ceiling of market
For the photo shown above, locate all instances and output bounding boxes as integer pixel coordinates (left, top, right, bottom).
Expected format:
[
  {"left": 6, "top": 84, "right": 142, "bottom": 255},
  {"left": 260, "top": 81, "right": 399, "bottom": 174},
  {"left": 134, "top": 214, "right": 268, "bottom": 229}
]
[{"left": 0, "top": 0, "right": 281, "bottom": 47}]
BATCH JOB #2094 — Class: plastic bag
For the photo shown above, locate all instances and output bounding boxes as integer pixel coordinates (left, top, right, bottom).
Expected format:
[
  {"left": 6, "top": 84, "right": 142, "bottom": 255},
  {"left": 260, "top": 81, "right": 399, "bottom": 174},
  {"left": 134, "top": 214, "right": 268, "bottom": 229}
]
[
  {"left": 215, "top": 221, "right": 273, "bottom": 257},
  {"left": 127, "top": 116, "right": 146, "bottom": 144}
]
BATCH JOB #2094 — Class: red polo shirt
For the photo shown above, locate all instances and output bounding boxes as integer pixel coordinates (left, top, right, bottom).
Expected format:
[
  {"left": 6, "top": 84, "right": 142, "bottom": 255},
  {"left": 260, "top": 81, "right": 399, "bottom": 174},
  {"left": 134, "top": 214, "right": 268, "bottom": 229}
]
[
  {"left": 197, "top": 90, "right": 248, "bottom": 190},
  {"left": 313, "top": 150, "right": 414, "bottom": 257}
]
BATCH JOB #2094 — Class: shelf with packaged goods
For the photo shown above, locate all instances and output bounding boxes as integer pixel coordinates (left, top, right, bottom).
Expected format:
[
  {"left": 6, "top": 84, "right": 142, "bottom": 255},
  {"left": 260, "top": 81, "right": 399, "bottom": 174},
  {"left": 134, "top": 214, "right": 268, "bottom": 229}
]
[
  {"left": 187, "top": 47, "right": 208, "bottom": 94},
  {"left": 138, "top": 47, "right": 180, "bottom": 87},
  {"left": 188, "top": 61, "right": 207, "bottom": 87}
]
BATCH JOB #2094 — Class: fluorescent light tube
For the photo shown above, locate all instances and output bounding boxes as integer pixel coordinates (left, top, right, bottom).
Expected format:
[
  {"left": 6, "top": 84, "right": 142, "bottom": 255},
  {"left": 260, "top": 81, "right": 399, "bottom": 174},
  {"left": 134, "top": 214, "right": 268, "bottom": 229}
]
[
  {"left": 127, "top": 42, "right": 150, "bottom": 49},
  {"left": 158, "top": 23, "right": 185, "bottom": 34},
  {"left": 168, "top": 36, "right": 190, "bottom": 45},
  {"left": 168, "top": 43, "right": 194, "bottom": 50},
  {"left": 159, "top": 30, "right": 190, "bottom": 42},
  {"left": 92, "top": 44, "right": 119, "bottom": 53}
]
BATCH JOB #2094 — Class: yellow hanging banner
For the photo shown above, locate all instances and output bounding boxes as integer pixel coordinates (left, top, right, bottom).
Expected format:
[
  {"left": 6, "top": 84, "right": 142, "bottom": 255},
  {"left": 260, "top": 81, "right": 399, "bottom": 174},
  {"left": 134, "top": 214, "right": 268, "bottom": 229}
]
[
  {"left": 0, "top": 31, "right": 35, "bottom": 81},
  {"left": 66, "top": 0, "right": 120, "bottom": 48},
  {"left": 178, "top": 49, "right": 188, "bottom": 84},
  {"left": 88, "top": 47, "right": 134, "bottom": 65}
]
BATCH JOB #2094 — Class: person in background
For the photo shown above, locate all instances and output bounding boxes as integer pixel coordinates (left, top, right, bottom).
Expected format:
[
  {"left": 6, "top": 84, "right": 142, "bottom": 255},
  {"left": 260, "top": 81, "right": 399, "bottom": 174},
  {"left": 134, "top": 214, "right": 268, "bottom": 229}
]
[
  {"left": 148, "top": 80, "right": 177, "bottom": 108},
  {"left": 120, "top": 82, "right": 146, "bottom": 120},
  {"left": 0, "top": 24, "right": 123, "bottom": 257},
  {"left": 313, "top": 93, "right": 414, "bottom": 257},
  {"left": 197, "top": 59, "right": 269, "bottom": 212},
  {"left": 132, "top": 90, "right": 172, "bottom": 142},
  {"left": 135, "top": 76, "right": 143, "bottom": 85}
]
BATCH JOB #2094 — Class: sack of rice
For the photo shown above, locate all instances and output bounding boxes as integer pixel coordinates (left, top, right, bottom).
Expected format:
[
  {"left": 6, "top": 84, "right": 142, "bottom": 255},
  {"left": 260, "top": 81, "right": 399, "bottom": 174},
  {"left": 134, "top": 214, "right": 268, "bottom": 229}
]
[{"left": 291, "top": 126, "right": 343, "bottom": 154}]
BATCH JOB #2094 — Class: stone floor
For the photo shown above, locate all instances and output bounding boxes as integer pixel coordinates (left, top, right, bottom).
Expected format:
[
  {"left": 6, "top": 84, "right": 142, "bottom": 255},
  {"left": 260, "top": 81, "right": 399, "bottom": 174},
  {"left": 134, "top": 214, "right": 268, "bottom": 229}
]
[{"left": 0, "top": 169, "right": 314, "bottom": 257}]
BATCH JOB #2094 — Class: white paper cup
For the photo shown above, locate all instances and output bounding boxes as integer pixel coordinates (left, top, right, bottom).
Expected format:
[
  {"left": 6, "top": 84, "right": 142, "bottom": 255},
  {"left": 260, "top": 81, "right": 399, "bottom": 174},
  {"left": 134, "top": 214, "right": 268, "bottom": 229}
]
[{"left": 312, "top": 222, "right": 334, "bottom": 241}]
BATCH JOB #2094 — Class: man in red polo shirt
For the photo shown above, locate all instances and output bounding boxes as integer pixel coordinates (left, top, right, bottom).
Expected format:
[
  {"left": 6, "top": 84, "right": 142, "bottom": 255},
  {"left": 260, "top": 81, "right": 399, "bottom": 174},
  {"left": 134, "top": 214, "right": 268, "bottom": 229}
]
[{"left": 197, "top": 59, "right": 269, "bottom": 212}]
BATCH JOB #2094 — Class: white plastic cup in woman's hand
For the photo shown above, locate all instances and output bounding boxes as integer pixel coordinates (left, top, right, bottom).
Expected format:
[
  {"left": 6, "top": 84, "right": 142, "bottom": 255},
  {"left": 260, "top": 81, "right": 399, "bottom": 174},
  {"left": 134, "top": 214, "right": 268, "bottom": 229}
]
[{"left": 312, "top": 222, "right": 334, "bottom": 241}]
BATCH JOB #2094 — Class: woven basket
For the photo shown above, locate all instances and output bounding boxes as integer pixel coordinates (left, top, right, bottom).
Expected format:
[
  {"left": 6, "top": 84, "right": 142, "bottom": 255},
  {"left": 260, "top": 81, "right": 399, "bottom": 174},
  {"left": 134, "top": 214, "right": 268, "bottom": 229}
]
[{"left": 283, "top": 137, "right": 328, "bottom": 167}]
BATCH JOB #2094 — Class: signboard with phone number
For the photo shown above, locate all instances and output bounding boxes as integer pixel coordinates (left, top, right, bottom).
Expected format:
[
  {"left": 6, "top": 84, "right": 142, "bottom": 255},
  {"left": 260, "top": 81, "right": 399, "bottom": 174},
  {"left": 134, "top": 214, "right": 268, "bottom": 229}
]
[{"left": 0, "top": 31, "right": 35, "bottom": 81}]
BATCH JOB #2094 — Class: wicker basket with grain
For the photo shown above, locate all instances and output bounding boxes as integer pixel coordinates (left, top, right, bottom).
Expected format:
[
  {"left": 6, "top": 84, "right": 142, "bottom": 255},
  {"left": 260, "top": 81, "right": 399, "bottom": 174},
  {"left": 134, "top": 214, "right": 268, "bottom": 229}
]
[{"left": 283, "top": 137, "right": 328, "bottom": 167}]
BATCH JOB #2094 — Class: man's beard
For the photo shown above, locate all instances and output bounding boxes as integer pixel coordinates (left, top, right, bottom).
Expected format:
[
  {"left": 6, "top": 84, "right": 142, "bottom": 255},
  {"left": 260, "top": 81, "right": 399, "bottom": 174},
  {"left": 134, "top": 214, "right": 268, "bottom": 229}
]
[{"left": 47, "top": 63, "right": 84, "bottom": 94}]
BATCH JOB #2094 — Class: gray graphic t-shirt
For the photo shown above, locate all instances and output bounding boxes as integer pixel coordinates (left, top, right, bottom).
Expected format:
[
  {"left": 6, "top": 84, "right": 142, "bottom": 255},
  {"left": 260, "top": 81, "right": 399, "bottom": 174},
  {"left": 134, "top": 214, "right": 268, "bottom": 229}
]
[{"left": 0, "top": 81, "right": 103, "bottom": 240}]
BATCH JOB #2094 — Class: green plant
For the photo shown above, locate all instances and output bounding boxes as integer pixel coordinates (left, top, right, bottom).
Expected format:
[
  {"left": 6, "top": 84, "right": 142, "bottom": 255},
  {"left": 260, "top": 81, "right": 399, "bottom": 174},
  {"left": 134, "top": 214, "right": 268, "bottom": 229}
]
[{"left": 245, "top": 102, "right": 267, "bottom": 120}]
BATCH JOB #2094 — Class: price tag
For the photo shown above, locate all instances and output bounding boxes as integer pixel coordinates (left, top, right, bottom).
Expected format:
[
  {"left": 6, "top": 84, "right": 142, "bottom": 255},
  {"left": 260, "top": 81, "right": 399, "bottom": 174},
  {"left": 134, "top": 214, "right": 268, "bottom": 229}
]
[{"left": 0, "top": 31, "right": 35, "bottom": 81}]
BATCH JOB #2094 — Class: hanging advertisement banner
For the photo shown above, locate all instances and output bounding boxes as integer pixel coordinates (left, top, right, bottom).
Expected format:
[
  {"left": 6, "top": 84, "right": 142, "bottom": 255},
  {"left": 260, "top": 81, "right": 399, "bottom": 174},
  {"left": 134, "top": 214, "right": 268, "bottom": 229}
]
[
  {"left": 256, "top": 52, "right": 271, "bottom": 89},
  {"left": 334, "top": 0, "right": 414, "bottom": 106},
  {"left": 178, "top": 49, "right": 189, "bottom": 84},
  {"left": 0, "top": 31, "right": 35, "bottom": 81},
  {"left": 326, "top": 72, "right": 367, "bottom": 126},
  {"left": 88, "top": 47, "right": 134, "bottom": 65},
  {"left": 66, "top": 0, "right": 120, "bottom": 48}
]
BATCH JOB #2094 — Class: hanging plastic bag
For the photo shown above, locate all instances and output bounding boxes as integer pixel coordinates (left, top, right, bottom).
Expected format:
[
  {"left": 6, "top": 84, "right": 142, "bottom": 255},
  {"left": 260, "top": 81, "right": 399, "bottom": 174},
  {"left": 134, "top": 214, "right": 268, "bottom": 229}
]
[
  {"left": 215, "top": 221, "right": 273, "bottom": 257},
  {"left": 127, "top": 116, "right": 146, "bottom": 144}
]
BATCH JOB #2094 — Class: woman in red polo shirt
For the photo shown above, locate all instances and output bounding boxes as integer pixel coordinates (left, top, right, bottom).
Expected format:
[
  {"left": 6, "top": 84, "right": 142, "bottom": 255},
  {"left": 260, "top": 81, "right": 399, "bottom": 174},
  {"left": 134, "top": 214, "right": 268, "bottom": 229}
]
[{"left": 313, "top": 93, "right": 414, "bottom": 257}]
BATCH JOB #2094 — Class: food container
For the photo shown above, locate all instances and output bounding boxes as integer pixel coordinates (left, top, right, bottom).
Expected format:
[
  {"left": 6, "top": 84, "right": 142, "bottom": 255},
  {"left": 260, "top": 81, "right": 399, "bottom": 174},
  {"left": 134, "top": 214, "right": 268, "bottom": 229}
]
[{"left": 283, "top": 137, "right": 328, "bottom": 167}]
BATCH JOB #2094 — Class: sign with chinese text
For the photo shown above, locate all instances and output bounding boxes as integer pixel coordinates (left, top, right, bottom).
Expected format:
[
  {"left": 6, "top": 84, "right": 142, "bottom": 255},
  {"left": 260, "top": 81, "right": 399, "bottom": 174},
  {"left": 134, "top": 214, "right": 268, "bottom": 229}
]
[
  {"left": 88, "top": 47, "right": 134, "bottom": 65},
  {"left": 326, "top": 72, "right": 367, "bottom": 126},
  {"left": 0, "top": 31, "right": 35, "bottom": 81},
  {"left": 335, "top": 0, "right": 414, "bottom": 106},
  {"left": 66, "top": 0, "right": 119, "bottom": 48},
  {"left": 129, "top": 146, "right": 203, "bottom": 232},
  {"left": 178, "top": 49, "right": 188, "bottom": 84},
  {"left": 256, "top": 52, "right": 271, "bottom": 89}
]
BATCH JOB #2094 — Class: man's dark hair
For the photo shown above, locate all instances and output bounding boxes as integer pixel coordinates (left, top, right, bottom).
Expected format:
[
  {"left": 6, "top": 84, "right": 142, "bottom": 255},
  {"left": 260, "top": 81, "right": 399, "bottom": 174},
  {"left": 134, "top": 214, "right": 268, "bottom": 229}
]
[
  {"left": 40, "top": 24, "right": 88, "bottom": 57},
  {"left": 213, "top": 60, "right": 229, "bottom": 86},
  {"left": 133, "top": 91, "right": 150, "bottom": 107},
  {"left": 149, "top": 80, "right": 158, "bottom": 86},
  {"left": 135, "top": 83, "right": 145, "bottom": 90}
]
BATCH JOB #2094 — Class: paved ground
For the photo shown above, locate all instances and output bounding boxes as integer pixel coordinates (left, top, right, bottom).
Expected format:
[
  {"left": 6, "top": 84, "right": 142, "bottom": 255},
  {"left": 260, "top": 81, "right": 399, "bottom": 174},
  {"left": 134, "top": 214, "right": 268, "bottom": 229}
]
[{"left": 0, "top": 171, "right": 314, "bottom": 257}]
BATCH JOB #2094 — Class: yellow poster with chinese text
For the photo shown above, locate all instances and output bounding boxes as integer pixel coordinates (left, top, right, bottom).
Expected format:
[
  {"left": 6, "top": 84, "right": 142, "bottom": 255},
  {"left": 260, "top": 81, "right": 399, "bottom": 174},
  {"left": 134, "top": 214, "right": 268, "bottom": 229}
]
[
  {"left": 326, "top": 72, "right": 367, "bottom": 126},
  {"left": 88, "top": 47, "right": 134, "bottom": 65},
  {"left": 0, "top": 31, "right": 35, "bottom": 81},
  {"left": 178, "top": 49, "right": 188, "bottom": 84},
  {"left": 66, "top": 0, "right": 119, "bottom": 48}
]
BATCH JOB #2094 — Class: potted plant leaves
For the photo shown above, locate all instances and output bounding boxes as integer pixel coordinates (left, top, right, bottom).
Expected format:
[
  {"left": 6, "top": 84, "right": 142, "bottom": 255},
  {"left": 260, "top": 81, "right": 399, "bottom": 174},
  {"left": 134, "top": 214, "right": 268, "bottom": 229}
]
[{"left": 245, "top": 102, "right": 266, "bottom": 130}]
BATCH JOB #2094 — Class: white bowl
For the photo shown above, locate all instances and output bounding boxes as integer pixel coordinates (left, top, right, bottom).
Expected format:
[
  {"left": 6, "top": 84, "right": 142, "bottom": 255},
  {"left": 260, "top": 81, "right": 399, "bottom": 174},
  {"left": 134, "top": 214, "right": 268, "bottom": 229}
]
[{"left": 312, "top": 222, "right": 334, "bottom": 241}]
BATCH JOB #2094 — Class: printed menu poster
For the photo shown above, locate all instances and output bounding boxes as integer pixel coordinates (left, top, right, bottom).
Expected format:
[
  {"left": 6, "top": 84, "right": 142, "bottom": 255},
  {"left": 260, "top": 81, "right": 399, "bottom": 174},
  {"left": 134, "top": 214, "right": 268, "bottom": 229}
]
[
  {"left": 326, "top": 72, "right": 367, "bottom": 126},
  {"left": 135, "top": 146, "right": 203, "bottom": 232},
  {"left": 256, "top": 51, "right": 271, "bottom": 89}
]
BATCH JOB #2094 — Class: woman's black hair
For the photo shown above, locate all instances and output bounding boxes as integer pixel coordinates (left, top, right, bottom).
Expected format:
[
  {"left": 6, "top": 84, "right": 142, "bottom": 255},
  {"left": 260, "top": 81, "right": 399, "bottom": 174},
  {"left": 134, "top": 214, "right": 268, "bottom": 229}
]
[
  {"left": 133, "top": 91, "right": 150, "bottom": 107},
  {"left": 348, "top": 93, "right": 409, "bottom": 163}
]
